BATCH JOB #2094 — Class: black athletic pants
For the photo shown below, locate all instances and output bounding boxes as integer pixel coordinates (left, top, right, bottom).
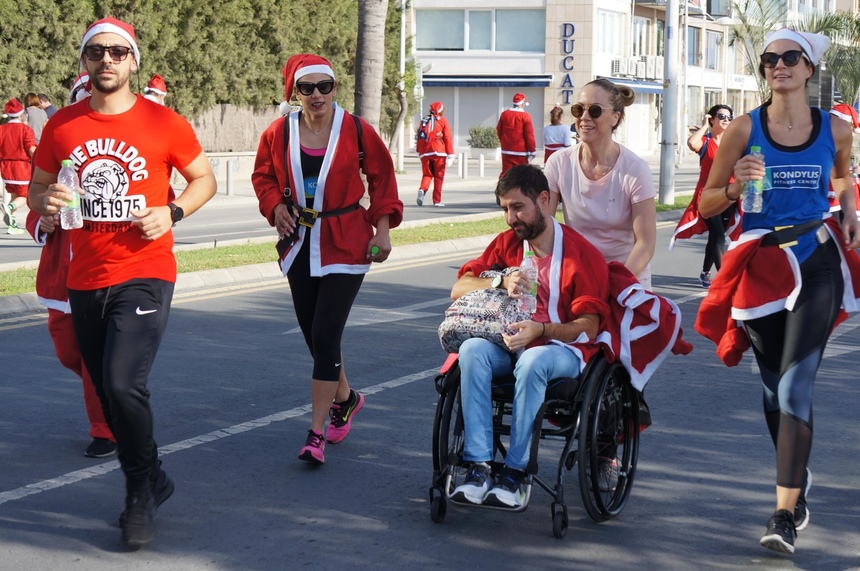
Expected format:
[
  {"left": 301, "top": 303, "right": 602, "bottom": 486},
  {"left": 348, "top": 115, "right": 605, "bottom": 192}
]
[{"left": 69, "top": 278, "right": 174, "bottom": 491}]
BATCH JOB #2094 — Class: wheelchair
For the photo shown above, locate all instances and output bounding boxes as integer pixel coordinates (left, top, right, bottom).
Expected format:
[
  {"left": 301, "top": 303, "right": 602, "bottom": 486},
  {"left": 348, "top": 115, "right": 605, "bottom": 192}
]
[{"left": 428, "top": 350, "right": 641, "bottom": 538}]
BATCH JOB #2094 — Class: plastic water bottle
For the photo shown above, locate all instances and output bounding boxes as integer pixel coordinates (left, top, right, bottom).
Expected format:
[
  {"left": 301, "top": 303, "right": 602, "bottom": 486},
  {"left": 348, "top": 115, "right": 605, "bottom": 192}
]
[
  {"left": 58, "top": 159, "right": 83, "bottom": 229},
  {"left": 520, "top": 250, "right": 538, "bottom": 314},
  {"left": 742, "top": 146, "right": 764, "bottom": 214}
]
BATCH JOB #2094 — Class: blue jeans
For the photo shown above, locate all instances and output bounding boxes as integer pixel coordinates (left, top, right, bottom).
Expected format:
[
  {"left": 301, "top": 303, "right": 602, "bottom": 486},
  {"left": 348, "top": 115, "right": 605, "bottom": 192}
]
[{"left": 459, "top": 338, "right": 582, "bottom": 470}]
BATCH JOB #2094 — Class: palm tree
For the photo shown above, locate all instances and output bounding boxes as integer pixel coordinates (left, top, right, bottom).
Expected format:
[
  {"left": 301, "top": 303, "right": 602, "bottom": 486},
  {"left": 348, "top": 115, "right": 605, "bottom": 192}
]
[{"left": 355, "top": 0, "right": 389, "bottom": 130}]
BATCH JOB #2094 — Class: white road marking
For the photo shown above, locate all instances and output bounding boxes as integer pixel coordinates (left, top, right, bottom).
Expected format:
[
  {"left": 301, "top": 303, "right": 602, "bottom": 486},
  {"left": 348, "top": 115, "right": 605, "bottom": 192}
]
[{"left": 0, "top": 368, "right": 438, "bottom": 506}]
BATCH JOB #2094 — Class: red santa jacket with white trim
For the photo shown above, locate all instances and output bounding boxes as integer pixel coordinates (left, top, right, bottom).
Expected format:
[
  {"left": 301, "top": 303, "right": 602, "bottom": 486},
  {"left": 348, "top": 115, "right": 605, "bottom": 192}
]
[
  {"left": 695, "top": 217, "right": 860, "bottom": 366},
  {"left": 417, "top": 115, "right": 454, "bottom": 159},
  {"left": 496, "top": 108, "right": 536, "bottom": 156},
  {"left": 253, "top": 104, "right": 403, "bottom": 277},
  {"left": 25, "top": 209, "right": 71, "bottom": 313}
]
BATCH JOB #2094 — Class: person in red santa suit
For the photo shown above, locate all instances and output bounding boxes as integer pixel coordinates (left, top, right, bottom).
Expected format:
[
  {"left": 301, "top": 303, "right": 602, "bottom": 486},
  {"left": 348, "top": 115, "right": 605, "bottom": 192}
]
[
  {"left": 827, "top": 100, "right": 860, "bottom": 221},
  {"left": 0, "top": 98, "right": 36, "bottom": 234},
  {"left": 25, "top": 209, "right": 117, "bottom": 458},
  {"left": 416, "top": 101, "right": 454, "bottom": 207},
  {"left": 143, "top": 74, "right": 167, "bottom": 105},
  {"left": 253, "top": 53, "right": 404, "bottom": 466},
  {"left": 496, "top": 92, "right": 536, "bottom": 177}
]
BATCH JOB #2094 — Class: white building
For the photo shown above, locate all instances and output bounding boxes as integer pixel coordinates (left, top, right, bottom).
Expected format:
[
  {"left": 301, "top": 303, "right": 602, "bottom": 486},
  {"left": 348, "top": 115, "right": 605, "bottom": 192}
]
[{"left": 409, "top": 0, "right": 848, "bottom": 159}]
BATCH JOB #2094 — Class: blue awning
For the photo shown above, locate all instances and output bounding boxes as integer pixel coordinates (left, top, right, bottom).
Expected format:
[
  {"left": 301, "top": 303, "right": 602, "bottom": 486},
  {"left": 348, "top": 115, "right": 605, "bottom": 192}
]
[
  {"left": 423, "top": 75, "right": 553, "bottom": 88},
  {"left": 605, "top": 76, "right": 664, "bottom": 94}
]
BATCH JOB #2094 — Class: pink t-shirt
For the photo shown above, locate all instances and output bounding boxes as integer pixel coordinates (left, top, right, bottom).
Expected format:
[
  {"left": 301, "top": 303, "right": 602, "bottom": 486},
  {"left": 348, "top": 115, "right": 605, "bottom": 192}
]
[{"left": 544, "top": 144, "right": 655, "bottom": 286}]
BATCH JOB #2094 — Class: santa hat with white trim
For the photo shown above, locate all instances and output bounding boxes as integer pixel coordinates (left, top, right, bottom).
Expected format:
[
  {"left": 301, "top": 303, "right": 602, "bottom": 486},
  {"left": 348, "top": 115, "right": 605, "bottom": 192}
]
[
  {"left": 281, "top": 53, "right": 335, "bottom": 101},
  {"left": 79, "top": 16, "right": 141, "bottom": 66},
  {"left": 763, "top": 28, "right": 830, "bottom": 66},
  {"left": 513, "top": 93, "right": 528, "bottom": 106},
  {"left": 145, "top": 74, "right": 167, "bottom": 95},
  {"left": 4, "top": 98, "right": 24, "bottom": 118},
  {"left": 69, "top": 72, "right": 91, "bottom": 104}
]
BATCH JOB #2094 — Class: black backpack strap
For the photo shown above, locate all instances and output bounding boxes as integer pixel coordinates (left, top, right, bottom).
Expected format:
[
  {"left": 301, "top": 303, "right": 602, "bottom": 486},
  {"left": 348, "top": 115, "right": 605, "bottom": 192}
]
[{"left": 352, "top": 113, "right": 364, "bottom": 168}]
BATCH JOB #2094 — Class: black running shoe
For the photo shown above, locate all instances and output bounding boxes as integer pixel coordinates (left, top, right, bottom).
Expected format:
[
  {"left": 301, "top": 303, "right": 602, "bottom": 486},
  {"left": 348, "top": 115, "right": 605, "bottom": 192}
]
[
  {"left": 451, "top": 462, "right": 492, "bottom": 505},
  {"left": 760, "top": 509, "right": 797, "bottom": 554},
  {"left": 119, "top": 464, "right": 174, "bottom": 528},
  {"left": 84, "top": 437, "right": 116, "bottom": 458},
  {"left": 121, "top": 490, "right": 155, "bottom": 548},
  {"left": 484, "top": 466, "right": 526, "bottom": 508}
]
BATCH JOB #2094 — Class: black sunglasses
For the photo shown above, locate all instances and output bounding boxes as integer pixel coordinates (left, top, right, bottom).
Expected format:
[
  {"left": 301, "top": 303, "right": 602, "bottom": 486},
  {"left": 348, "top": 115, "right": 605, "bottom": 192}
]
[
  {"left": 715, "top": 113, "right": 733, "bottom": 121},
  {"left": 295, "top": 80, "right": 335, "bottom": 96},
  {"left": 83, "top": 45, "right": 133, "bottom": 63},
  {"left": 760, "top": 50, "right": 808, "bottom": 69},
  {"left": 571, "top": 103, "right": 614, "bottom": 119}
]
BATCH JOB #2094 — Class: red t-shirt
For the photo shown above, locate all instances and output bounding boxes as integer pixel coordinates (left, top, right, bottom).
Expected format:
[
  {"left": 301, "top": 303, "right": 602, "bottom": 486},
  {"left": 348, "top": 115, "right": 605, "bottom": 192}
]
[{"left": 34, "top": 95, "right": 203, "bottom": 289}]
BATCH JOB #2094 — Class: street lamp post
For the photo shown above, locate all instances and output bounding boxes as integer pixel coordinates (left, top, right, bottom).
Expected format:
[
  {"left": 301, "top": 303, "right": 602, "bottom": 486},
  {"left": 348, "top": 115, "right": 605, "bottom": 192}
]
[
  {"left": 396, "top": 0, "right": 406, "bottom": 172},
  {"left": 659, "top": 0, "right": 681, "bottom": 205}
]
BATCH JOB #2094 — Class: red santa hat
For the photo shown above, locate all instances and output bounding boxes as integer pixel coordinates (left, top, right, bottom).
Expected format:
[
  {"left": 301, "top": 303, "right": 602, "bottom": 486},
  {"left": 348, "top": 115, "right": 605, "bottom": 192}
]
[
  {"left": 281, "top": 53, "right": 335, "bottom": 101},
  {"left": 512, "top": 93, "right": 528, "bottom": 106},
  {"left": 146, "top": 74, "right": 167, "bottom": 95},
  {"left": 830, "top": 102, "right": 860, "bottom": 131},
  {"left": 429, "top": 101, "right": 444, "bottom": 115},
  {"left": 763, "top": 28, "right": 830, "bottom": 66},
  {"left": 79, "top": 17, "right": 141, "bottom": 66},
  {"left": 3, "top": 98, "right": 24, "bottom": 118},
  {"left": 70, "top": 72, "right": 92, "bottom": 104}
]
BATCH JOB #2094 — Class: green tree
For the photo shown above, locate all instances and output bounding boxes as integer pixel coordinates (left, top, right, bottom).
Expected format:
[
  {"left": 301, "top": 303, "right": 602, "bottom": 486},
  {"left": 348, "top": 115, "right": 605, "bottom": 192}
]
[{"left": 355, "top": 0, "right": 388, "bottom": 129}]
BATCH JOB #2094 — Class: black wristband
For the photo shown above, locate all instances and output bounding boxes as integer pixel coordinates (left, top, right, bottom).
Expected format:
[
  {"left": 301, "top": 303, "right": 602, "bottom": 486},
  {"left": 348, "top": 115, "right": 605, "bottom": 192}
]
[{"left": 541, "top": 322, "right": 546, "bottom": 337}]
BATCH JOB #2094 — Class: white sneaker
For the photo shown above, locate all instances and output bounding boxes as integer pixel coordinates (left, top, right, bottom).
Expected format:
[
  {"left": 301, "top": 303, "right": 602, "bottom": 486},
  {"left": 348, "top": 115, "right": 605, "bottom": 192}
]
[
  {"left": 433, "top": 202, "right": 445, "bottom": 207},
  {"left": 451, "top": 462, "right": 491, "bottom": 505},
  {"left": 416, "top": 190, "right": 425, "bottom": 206}
]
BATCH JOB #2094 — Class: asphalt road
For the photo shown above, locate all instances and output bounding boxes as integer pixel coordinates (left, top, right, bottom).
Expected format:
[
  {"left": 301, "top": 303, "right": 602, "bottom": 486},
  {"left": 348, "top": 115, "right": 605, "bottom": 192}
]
[{"left": 1, "top": 224, "right": 858, "bottom": 570}]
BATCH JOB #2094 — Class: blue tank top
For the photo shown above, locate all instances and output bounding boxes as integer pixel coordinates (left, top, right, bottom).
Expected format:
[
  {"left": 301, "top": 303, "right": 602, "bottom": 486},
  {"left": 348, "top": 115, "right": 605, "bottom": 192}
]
[{"left": 744, "top": 105, "right": 832, "bottom": 262}]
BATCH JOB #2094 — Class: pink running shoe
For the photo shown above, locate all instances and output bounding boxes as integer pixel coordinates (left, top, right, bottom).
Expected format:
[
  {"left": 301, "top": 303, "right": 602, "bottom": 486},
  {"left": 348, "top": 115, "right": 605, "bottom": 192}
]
[
  {"left": 298, "top": 429, "right": 326, "bottom": 464},
  {"left": 326, "top": 390, "right": 365, "bottom": 443}
]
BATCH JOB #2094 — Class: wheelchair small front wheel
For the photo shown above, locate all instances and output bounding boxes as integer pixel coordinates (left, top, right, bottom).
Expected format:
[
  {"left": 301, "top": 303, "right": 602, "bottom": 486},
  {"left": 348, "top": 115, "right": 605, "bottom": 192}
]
[
  {"left": 551, "top": 502, "right": 568, "bottom": 538},
  {"left": 430, "top": 489, "right": 448, "bottom": 523}
]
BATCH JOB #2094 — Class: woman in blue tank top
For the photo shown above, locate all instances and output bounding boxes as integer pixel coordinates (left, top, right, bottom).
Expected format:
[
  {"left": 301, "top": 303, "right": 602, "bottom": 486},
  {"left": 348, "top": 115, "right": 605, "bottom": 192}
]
[{"left": 697, "top": 29, "right": 860, "bottom": 554}]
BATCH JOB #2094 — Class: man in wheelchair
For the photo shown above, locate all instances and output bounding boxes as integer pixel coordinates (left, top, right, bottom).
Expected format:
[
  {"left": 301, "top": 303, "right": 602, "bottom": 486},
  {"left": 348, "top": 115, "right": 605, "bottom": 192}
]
[{"left": 449, "top": 165, "right": 611, "bottom": 508}]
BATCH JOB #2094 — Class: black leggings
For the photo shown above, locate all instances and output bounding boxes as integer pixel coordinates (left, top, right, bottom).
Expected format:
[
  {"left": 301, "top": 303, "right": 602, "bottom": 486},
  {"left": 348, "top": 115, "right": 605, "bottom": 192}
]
[
  {"left": 702, "top": 203, "right": 737, "bottom": 273},
  {"left": 69, "top": 278, "right": 173, "bottom": 490},
  {"left": 287, "top": 239, "right": 364, "bottom": 381},
  {"left": 744, "top": 238, "right": 843, "bottom": 489}
]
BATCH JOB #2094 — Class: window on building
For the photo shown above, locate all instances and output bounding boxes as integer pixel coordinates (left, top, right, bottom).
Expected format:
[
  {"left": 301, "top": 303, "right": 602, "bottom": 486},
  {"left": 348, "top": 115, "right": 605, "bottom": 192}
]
[
  {"left": 686, "top": 26, "right": 701, "bottom": 66},
  {"left": 707, "top": 0, "right": 730, "bottom": 16},
  {"left": 416, "top": 10, "right": 465, "bottom": 51},
  {"left": 656, "top": 20, "right": 664, "bottom": 56},
  {"left": 415, "top": 9, "right": 545, "bottom": 52},
  {"left": 632, "top": 17, "right": 650, "bottom": 57},
  {"left": 597, "top": 10, "right": 623, "bottom": 55},
  {"left": 496, "top": 10, "right": 545, "bottom": 51},
  {"left": 705, "top": 31, "right": 721, "bottom": 70},
  {"left": 468, "top": 11, "right": 492, "bottom": 50}
]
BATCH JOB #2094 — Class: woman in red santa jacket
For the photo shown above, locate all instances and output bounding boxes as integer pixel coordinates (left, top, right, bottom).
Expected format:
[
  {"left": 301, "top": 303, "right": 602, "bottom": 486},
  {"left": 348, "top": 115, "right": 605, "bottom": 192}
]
[
  {"left": 416, "top": 101, "right": 454, "bottom": 207},
  {"left": 253, "top": 53, "right": 404, "bottom": 465},
  {"left": 695, "top": 29, "right": 860, "bottom": 554}
]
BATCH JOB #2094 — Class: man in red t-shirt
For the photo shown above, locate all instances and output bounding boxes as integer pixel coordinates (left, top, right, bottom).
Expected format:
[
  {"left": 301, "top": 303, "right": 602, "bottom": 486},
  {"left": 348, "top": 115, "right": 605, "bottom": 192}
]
[{"left": 27, "top": 17, "right": 216, "bottom": 549}]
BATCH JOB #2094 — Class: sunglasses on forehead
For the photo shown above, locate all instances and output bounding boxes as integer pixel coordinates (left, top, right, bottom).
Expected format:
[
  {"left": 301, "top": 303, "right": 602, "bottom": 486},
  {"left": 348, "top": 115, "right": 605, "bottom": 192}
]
[
  {"left": 570, "top": 103, "right": 615, "bottom": 119},
  {"left": 295, "top": 80, "right": 335, "bottom": 96},
  {"left": 83, "top": 45, "right": 133, "bottom": 63},
  {"left": 760, "top": 50, "right": 809, "bottom": 69}
]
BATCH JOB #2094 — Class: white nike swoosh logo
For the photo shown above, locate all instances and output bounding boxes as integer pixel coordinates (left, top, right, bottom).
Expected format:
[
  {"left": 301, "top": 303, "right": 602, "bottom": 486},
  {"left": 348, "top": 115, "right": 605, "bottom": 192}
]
[{"left": 135, "top": 307, "right": 158, "bottom": 315}]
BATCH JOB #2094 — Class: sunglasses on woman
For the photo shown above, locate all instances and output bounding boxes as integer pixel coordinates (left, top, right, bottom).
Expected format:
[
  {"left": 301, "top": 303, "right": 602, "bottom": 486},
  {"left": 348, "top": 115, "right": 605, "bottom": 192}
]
[
  {"left": 715, "top": 113, "right": 733, "bottom": 121},
  {"left": 83, "top": 45, "right": 133, "bottom": 63},
  {"left": 295, "top": 80, "right": 335, "bottom": 96},
  {"left": 760, "top": 50, "right": 808, "bottom": 69},
  {"left": 571, "top": 103, "right": 614, "bottom": 119}
]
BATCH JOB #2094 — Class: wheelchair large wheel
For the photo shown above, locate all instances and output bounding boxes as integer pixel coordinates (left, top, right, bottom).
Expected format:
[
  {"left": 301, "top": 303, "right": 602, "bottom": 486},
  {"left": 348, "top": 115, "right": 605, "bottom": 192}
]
[
  {"left": 429, "top": 364, "right": 463, "bottom": 523},
  {"left": 578, "top": 359, "right": 640, "bottom": 522}
]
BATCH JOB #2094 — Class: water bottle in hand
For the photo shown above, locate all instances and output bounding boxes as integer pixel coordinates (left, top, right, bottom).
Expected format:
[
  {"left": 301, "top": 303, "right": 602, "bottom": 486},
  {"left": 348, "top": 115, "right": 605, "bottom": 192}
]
[
  {"left": 742, "top": 146, "right": 765, "bottom": 214},
  {"left": 520, "top": 250, "right": 538, "bottom": 314},
  {"left": 58, "top": 159, "right": 83, "bottom": 229}
]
